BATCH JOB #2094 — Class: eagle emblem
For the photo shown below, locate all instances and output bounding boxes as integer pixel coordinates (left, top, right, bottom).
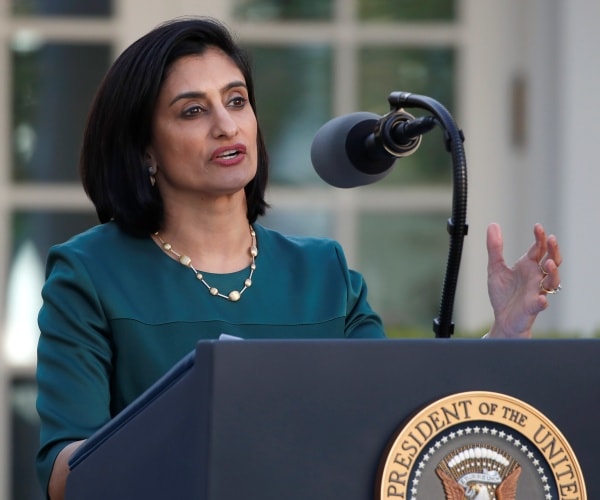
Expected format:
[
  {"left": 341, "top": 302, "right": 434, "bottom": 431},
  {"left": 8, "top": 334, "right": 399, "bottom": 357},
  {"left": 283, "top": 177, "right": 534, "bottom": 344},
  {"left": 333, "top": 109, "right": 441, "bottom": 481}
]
[{"left": 435, "top": 444, "right": 522, "bottom": 500}]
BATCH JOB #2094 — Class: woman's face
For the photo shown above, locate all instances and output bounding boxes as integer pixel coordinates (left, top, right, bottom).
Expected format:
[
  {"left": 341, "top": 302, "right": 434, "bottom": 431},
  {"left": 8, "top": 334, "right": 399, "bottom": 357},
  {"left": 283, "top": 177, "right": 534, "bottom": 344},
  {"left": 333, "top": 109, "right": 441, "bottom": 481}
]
[{"left": 147, "top": 47, "right": 258, "bottom": 206}]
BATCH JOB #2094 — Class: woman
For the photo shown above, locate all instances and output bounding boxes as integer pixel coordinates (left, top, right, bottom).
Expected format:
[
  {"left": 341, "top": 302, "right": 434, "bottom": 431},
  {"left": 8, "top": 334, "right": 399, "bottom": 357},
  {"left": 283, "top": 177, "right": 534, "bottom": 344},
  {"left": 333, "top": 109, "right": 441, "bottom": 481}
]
[{"left": 35, "top": 17, "right": 561, "bottom": 499}]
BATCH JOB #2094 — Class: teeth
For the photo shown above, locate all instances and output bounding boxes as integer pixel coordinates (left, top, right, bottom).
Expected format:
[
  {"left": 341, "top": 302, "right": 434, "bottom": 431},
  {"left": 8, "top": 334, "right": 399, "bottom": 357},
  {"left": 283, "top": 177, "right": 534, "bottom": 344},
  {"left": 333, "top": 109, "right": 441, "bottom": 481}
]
[{"left": 218, "top": 149, "right": 238, "bottom": 159}]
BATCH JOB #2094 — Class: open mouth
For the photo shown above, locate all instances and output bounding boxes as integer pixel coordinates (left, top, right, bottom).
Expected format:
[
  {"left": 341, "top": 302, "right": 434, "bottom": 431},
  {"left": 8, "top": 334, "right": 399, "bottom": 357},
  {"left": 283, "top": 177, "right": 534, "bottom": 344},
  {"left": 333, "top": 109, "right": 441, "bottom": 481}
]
[{"left": 217, "top": 149, "right": 240, "bottom": 160}]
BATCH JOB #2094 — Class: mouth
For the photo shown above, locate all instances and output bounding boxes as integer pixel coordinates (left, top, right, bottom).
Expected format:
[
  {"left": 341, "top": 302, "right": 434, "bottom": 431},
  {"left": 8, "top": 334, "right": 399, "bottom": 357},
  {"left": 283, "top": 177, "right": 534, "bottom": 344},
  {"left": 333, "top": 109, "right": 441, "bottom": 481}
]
[
  {"left": 213, "top": 144, "right": 247, "bottom": 161},
  {"left": 217, "top": 149, "right": 240, "bottom": 160}
]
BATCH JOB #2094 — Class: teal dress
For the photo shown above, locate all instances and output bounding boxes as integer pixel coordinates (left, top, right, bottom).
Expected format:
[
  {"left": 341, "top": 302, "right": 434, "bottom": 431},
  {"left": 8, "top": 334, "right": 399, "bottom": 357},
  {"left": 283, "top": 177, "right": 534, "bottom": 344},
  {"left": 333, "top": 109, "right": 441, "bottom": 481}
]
[{"left": 35, "top": 222, "right": 385, "bottom": 493}]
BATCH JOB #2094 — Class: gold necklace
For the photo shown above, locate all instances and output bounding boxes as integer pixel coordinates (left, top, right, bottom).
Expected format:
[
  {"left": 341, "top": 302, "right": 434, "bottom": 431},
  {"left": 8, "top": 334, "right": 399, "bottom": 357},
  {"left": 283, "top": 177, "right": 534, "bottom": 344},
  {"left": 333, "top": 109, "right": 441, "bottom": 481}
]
[{"left": 154, "top": 226, "right": 257, "bottom": 302}]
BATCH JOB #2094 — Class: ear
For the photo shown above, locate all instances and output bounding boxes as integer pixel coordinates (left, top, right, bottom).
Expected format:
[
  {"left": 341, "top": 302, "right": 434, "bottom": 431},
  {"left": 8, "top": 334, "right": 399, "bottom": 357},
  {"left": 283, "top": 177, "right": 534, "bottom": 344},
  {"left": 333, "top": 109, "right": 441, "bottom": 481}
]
[{"left": 143, "top": 147, "right": 157, "bottom": 167}]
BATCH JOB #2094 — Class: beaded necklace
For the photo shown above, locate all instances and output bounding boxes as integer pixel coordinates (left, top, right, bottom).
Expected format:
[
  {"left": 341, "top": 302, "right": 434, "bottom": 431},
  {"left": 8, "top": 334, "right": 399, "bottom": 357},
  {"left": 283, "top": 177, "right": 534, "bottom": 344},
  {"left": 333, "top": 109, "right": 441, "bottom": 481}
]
[{"left": 154, "top": 226, "right": 257, "bottom": 302}]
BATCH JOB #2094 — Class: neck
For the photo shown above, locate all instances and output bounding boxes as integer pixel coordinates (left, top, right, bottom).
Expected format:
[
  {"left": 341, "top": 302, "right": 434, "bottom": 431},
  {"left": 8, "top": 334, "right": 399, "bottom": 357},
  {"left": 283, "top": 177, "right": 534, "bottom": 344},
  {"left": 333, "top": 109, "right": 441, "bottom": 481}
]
[
  {"left": 158, "top": 198, "right": 252, "bottom": 271},
  {"left": 155, "top": 223, "right": 254, "bottom": 275}
]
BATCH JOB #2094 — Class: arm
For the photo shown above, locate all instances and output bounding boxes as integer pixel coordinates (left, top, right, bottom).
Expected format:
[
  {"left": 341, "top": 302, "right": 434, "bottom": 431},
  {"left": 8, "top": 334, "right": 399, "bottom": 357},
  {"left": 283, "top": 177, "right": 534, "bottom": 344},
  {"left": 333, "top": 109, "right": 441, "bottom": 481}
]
[
  {"left": 331, "top": 241, "right": 386, "bottom": 338},
  {"left": 345, "top": 268, "right": 387, "bottom": 338},
  {"left": 47, "top": 441, "right": 85, "bottom": 500},
  {"left": 36, "top": 243, "right": 113, "bottom": 498},
  {"left": 486, "top": 222, "right": 562, "bottom": 338}
]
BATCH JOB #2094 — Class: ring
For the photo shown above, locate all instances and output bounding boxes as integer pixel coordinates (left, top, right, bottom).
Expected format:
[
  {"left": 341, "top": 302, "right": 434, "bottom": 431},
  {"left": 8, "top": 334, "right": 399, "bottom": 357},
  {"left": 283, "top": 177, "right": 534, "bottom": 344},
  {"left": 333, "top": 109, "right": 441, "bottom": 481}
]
[
  {"left": 539, "top": 263, "right": 549, "bottom": 276},
  {"left": 540, "top": 277, "right": 562, "bottom": 294}
]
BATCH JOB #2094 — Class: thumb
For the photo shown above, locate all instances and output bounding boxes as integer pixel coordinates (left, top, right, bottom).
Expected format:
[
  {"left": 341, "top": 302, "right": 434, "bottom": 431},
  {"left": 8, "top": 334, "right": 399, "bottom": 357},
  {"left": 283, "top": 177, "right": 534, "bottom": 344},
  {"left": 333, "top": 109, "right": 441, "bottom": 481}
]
[{"left": 486, "top": 223, "right": 505, "bottom": 269}]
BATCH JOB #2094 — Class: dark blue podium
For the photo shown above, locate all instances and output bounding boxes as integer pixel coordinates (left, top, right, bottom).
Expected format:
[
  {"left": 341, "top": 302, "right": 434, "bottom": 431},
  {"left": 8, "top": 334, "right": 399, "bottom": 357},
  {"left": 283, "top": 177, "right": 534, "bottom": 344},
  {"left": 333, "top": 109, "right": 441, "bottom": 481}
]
[{"left": 66, "top": 338, "right": 598, "bottom": 499}]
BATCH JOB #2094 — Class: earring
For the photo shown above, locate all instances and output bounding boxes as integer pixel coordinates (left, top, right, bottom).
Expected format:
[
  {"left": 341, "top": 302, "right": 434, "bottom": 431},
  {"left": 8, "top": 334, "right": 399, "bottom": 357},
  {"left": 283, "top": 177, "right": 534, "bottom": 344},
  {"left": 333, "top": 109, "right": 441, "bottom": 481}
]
[{"left": 148, "top": 165, "right": 157, "bottom": 186}]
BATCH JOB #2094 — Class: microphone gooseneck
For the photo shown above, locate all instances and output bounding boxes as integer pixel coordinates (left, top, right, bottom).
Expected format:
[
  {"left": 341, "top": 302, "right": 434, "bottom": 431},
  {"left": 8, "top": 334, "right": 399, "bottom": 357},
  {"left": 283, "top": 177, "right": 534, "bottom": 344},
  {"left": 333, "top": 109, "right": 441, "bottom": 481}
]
[
  {"left": 310, "top": 92, "right": 468, "bottom": 338},
  {"left": 388, "top": 92, "right": 469, "bottom": 339}
]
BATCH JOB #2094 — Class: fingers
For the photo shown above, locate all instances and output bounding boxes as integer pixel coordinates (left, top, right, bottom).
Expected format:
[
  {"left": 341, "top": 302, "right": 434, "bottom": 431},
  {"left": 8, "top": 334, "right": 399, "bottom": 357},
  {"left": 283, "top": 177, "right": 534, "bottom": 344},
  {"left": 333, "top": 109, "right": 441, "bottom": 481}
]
[
  {"left": 540, "top": 259, "right": 561, "bottom": 294},
  {"left": 528, "top": 223, "right": 562, "bottom": 268},
  {"left": 537, "top": 228, "right": 562, "bottom": 294},
  {"left": 539, "top": 270, "right": 561, "bottom": 294},
  {"left": 487, "top": 222, "right": 562, "bottom": 281},
  {"left": 526, "top": 223, "right": 548, "bottom": 262},
  {"left": 486, "top": 223, "right": 504, "bottom": 269},
  {"left": 545, "top": 234, "right": 562, "bottom": 267},
  {"left": 537, "top": 230, "right": 561, "bottom": 273}
]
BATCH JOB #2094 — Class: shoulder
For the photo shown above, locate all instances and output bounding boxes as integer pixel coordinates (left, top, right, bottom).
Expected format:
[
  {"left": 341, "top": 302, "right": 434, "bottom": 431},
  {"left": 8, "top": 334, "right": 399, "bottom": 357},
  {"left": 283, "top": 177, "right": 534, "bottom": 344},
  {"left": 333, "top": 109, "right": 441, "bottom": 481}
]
[
  {"left": 254, "top": 223, "right": 346, "bottom": 262},
  {"left": 255, "top": 223, "right": 342, "bottom": 250},
  {"left": 45, "top": 222, "right": 151, "bottom": 277},
  {"left": 49, "top": 222, "right": 144, "bottom": 258},
  {"left": 57, "top": 220, "right": 133, "bottom": 245}
]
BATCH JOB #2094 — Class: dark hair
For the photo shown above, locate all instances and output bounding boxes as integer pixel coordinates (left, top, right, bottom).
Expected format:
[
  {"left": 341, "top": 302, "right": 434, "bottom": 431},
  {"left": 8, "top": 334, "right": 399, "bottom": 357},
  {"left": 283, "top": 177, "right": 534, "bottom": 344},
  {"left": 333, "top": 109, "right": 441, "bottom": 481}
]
[{"left": 80, "top": 17, "right": 269, "bottom": 237}]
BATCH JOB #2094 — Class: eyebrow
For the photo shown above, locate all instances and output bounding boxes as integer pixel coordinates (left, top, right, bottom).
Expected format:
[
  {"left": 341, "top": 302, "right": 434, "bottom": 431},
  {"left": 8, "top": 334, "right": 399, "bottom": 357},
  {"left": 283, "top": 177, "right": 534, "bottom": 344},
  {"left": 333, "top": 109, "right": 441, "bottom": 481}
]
[{"left": 168, "top": 80, "right": 248, "bottom": 107}]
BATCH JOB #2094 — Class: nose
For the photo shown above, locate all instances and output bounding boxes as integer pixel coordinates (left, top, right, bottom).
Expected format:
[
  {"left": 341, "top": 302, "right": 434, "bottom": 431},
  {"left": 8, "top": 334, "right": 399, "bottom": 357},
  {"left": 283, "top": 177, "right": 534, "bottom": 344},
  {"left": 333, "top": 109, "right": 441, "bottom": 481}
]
[{"left": 211, "top": 105, "right": 238, "bottom": 138}]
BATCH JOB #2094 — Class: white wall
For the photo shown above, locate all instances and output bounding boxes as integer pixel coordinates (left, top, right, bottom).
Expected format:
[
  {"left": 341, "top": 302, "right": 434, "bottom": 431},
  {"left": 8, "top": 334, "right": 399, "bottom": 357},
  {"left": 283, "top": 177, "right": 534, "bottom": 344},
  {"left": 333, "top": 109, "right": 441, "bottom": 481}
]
[
  {"left": 458, "top": 0, "right": 600, "bottom": 336},
  {"left": 555, "top": 0, "right": 600, "bottom": 335}
]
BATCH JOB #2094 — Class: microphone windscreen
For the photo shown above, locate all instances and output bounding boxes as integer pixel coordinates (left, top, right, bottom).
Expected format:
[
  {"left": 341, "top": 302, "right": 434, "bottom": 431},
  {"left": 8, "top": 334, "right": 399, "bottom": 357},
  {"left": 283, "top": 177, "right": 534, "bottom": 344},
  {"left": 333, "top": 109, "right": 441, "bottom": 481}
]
[{"left": 310, "top": 112, "right": 395, "bottom": 188}]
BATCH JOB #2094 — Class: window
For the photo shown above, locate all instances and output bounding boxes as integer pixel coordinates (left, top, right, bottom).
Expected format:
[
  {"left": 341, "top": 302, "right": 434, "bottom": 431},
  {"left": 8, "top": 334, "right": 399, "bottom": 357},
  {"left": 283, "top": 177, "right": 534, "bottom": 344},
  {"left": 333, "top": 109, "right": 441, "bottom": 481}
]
[
  {"left": 0, "top": 1, "right": 459, "bottom": 496},
  {"left": 234, "top": 0, "right": 333, "bottom": 21},
  {"left": 358, "top": 0, "right": 455, "bottom": 21},
  {"left": 12, "top": 0, "right": 112, "bottom": 17},
  {"left": 1, "top": 8, "right": 113, "bottom": 498},
  {"left": 233, "top": 0, "right": 458, "bottom": 334},
  {"left": 12, "top": 41, "right": 112, "bottom": 182}
]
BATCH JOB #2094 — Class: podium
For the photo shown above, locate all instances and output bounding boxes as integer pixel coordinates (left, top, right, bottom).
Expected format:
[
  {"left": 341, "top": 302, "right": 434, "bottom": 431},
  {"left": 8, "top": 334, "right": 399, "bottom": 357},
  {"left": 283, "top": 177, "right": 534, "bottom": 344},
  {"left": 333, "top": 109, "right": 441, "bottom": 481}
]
[{"left": 66, "top": 338, "right": 599, "bottom": 499}]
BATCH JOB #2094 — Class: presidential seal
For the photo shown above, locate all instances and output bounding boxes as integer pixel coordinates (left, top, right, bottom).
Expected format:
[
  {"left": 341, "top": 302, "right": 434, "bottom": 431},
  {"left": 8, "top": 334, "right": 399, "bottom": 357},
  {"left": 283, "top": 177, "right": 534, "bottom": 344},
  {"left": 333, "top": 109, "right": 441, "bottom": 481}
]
[{"left": 376, "top": 391, "right": 586, "bottom": 499}]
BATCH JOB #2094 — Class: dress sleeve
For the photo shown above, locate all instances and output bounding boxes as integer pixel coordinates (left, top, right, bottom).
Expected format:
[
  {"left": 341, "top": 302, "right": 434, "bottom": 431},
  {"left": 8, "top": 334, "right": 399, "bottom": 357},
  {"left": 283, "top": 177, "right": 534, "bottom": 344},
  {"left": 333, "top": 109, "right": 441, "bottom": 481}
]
[
  {"left": 35, "top": 244, "right": 113, "bottom": 496},
  {"left": 333, "top": 243, "right": 387, "bottom": 339}
]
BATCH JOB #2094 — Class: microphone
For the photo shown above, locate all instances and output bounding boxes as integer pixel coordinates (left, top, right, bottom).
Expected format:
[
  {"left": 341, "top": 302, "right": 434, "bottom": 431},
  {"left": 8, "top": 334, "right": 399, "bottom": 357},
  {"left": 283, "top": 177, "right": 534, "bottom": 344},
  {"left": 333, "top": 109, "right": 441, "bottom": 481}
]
[{"left": 311, "top": 110, "right": 436, "bottom": 188}]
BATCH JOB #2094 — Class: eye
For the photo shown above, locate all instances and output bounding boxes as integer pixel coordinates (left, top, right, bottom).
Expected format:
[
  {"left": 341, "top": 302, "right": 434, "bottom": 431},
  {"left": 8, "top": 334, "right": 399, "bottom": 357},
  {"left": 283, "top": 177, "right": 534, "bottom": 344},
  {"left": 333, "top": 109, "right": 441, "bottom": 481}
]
[
  {"left": 228, "top": 96, "right": 248, "bottom": 108},
  {"left": 182, "top": 105, "right": 205, "bottom": 117}
]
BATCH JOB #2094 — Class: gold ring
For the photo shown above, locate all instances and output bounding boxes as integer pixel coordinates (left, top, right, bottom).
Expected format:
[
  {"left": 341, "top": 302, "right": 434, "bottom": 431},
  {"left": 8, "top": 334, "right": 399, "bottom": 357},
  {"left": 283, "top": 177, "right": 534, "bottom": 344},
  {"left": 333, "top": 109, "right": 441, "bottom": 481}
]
[
  {"left": 540, "top": 277, "right": 561, "bottom": 294},
  {"left": 539, "top": 263, "right": 549, "bottom": 276}
]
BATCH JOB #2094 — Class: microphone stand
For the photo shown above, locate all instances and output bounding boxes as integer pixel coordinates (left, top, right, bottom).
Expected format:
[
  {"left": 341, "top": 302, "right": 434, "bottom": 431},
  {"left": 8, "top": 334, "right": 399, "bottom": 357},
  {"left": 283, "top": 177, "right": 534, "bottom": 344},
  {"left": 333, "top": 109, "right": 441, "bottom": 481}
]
[{"left": 386, "top": 92, "right": 468, "bottom": 338}]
